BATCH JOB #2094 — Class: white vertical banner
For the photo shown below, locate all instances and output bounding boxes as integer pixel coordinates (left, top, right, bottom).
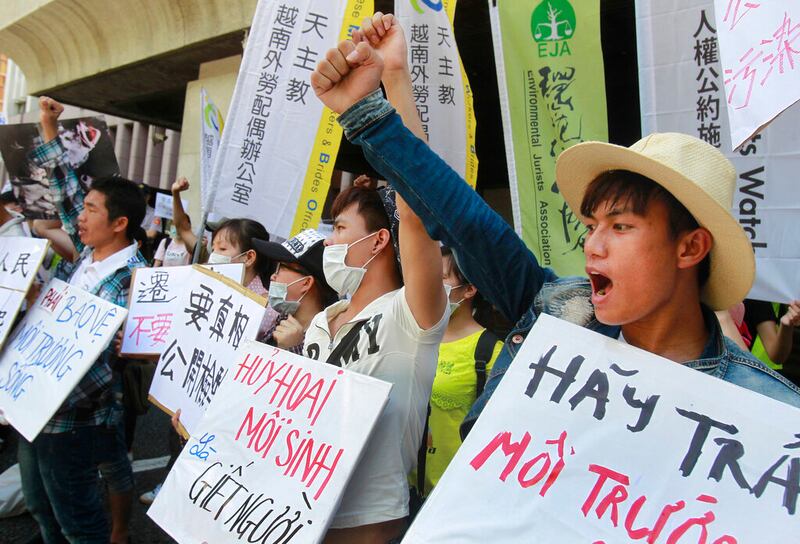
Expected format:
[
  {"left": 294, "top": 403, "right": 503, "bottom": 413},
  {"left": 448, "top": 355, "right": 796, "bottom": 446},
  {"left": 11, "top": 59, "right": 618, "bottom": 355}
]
[
  {"left": 711, "top": 2, "right": 800, "bottom": 149},
  {"left": 636, "top": 0, "right": 800, "bottom": 303},
  {"left": 396, "top": 0, "right": 478, "bottom": 187},
  {"left": 200, "top": 87, "right": 224, "bottom": 219},
  {"left": 211, "top": 0, "right": 349, "bottom": 238}
]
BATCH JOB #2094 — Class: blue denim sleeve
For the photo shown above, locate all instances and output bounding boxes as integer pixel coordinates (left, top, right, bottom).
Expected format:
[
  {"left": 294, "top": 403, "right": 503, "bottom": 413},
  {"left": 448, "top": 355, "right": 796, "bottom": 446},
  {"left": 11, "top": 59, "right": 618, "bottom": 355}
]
[{"left": 340, "top": 91, "right": 558, "bottom": 323}]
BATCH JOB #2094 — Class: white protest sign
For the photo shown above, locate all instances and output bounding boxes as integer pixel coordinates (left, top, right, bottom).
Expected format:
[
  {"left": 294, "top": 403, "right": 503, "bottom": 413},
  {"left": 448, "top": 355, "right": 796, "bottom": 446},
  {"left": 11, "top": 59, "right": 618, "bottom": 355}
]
[
  {"left": 0, "top": 278, "right": 127, "bottom": 441},
  {"left": 0, "top": 237, "right": 49, "bottom": 348},
  {"left": 405, "top": 314, "right": 800, "bottom": 543},
  {"left": 396, "top": 0, "right": 478, "bottom": 187},
  {"left": 121, "top": 263, "right": 244, "bottom": 356},
  {"left": 154, "top": 193, "right": 189, "bottom": 220},
  {"left": 210, "top": 0, "right": 356, "bottom": 238},
  {"left": 148, "top": 265, "right": 266, "bottom": 435},
  {"left": 636, "top": 0, "right": 800, "bottom": 303},
  {"left": 711, "top": 1, "right": 800, "bottom": 149},
  {"left": 148, "top": 340, "right": 392, "bottom": 544}
]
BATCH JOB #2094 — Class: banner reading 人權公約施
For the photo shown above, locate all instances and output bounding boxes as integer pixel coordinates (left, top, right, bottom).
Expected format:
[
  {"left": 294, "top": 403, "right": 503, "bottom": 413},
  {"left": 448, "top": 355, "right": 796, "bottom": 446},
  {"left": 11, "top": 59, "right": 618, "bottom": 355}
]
[
  {"left": 396, "top": 0, "right": 478, "bottom": 187},
  {"left": 489, "top": 0, "right": 608, "bottom": 276},
  {"left": 636, "top": 0, "right": 800, "bottom": 303},
  {"left": 211, "top": 0, "right": 373, "bottom": 239}
]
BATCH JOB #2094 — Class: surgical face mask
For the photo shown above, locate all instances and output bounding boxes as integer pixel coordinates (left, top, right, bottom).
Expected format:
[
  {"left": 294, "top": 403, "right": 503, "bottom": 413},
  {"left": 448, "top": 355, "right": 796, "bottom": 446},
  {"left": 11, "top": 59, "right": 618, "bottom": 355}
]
[
  {"left": 207, "top": 250, "right": 246, "bottom": 265},
  {"left": 168, "top": 226, "right": 178, "bottom": 239},
  {"left": 444, "top": 283, "right": 465, "bottom": 315},
  {"left": 268, "top": 276, "right": 308, "bottom": 315},
  {"left": 323, "top": 232, "right": 381, "bottom": 297}
]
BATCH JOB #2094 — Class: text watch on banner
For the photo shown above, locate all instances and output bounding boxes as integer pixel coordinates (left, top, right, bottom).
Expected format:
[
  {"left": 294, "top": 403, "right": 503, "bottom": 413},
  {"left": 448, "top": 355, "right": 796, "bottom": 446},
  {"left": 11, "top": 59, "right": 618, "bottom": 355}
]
[
  {"left": 489, "top": 0, "right": 608, "bottom": 276},
  {"left": 635, "top": 0, "right": 800, "bottom": 303},
  {"left": 211, "top": 0, "right": 373, "bottom": 239},
  {"left": 405, "top": 314, "right": 800, "bottom": 542},
  {"left": 148, "top": 265, "right": 266, "bottom": 437},
  {"left": 396, "top": 0, "right": 478, "bottom": 187},
  {"left": 0, "top": 237, "right": 49, "bottom": 349},
  {"left": 0, "top": 278, "right": 127, "bottom": 442},
  {"left": 148, "top": 340, "right": 391, "bottom": 543}
]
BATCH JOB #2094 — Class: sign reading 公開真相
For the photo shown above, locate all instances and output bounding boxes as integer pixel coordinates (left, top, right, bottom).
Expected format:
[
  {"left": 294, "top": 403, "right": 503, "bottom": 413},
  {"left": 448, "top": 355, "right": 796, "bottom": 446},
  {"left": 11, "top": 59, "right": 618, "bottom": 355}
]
[
  {"left": 0, "top": 278, "right": 127, "bottom": 441},
  {"left": 404, "top": 314, "right": 800, "bottom": 543},
  {"left": 148, "top": 340, "right": 392, "bottom": 543},
  {"left": 121, "top": 263, "right": 244, "bottom": 356},
  {"left": 147, "top": 265, "right": 265, "bottom": 436}
]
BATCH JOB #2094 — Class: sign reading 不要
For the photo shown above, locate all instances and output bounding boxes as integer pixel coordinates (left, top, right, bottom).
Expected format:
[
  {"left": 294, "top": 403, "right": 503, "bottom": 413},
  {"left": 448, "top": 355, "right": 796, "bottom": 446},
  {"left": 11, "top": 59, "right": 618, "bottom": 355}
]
[
  {"left": 0, "top": 278, "right": 127, "bottom": 441},
  {"left": 148, "top": 340, "right": 392, "bottom": 543},
  {"left": 404, "top": 314, "right": 800, "bottom": 543}
]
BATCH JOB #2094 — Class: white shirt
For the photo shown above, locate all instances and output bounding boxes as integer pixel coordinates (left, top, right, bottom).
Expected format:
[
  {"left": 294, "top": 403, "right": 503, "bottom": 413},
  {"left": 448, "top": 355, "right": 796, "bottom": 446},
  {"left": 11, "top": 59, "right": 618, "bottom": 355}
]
[
  {"left": 303, "top": 287, "right": 448, "bottom": 528},
  {"left": 154, "top": 237, "right": 190, "bottom": 267},
  {"left": 70, "top": 243, "right": 138, "bottom": 291}
]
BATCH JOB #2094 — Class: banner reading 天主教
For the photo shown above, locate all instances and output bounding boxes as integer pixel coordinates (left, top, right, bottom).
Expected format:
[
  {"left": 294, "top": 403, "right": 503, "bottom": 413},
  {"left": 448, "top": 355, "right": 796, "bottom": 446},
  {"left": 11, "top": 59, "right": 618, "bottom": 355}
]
[
  {"left": 396, "top": 0, "right": 478, "bottom": 187},
  {"left": 489, "top": 0, "right": 608, "bottom": 276},
  {"left": 211, "top": 0, "right": 373, "bottom": 239}
]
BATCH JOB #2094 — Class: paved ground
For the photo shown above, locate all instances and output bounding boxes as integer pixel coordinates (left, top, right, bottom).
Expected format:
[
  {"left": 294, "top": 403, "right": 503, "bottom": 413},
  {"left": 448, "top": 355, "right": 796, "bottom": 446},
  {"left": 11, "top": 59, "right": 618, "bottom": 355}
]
[{"left": 0, "top": 407, "right": 178, "bottom": 543}]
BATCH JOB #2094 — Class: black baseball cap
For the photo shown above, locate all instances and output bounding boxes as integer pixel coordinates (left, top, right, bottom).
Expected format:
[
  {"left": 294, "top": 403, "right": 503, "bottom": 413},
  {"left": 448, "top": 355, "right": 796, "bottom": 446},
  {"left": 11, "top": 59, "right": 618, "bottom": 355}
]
[{"left": 252, "top": 229, "right": 332, "bottom": 293}]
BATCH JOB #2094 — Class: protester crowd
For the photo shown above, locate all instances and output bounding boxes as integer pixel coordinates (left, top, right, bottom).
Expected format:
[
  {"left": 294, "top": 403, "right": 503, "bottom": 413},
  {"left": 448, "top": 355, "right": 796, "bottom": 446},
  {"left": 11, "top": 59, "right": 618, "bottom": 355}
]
[{"left": 0, "top": 11, "right": 799, "bottom": 544}]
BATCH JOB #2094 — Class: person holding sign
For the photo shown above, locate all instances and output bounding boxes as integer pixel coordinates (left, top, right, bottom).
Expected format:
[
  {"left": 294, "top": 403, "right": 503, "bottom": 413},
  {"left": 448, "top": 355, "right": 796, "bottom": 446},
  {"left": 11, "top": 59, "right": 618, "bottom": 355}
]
[
  {"left": 310, "top": 11, "right": 800, "bottom": 446},
  {"left": 19, "top": 97, "right": 147, "bottom": 544},
  {"left": 253, "top": 229, "right": 338, "bottom": 351}
]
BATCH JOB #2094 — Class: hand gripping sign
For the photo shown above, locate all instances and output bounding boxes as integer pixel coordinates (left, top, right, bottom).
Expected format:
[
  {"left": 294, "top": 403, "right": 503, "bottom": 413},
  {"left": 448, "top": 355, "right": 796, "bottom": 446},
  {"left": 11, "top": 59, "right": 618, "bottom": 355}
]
[
  {"left": 148, "top": 340, "right": 392, "bottom": 544},
  {"left": 404, "top": 314, "right": 800, "bottom": 543},
  {"left": 0, "top": 278, "right": 127, "bottom": 441}
]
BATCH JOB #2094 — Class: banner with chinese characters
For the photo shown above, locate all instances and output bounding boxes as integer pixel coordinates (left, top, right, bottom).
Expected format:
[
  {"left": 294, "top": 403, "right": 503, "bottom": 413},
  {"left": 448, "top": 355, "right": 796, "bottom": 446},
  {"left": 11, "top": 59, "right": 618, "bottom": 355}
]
[
  {"left": 148, "top": 340, "right": 392, "bottom": 543},
  {"left": 711, "top": 1, "right": 800, "bottom": 149},
  {"left": 488, "top": 0, "right": 607, "bottom": 277},
  {"left": 121, "top": 263, "right": 244, "bottom": 356},
  {"left": 0, "top": 237, "right": 49, "bottom": 348},
  {"left": 0, "top": 278, "right": 127, "bottom": 441},
  {"left": 148, "top": 265, "right": 266, "bottom": 436},
  {"left": 636, "top": 0, "right": 800, "bottom": 303},
  {"left": 396, "top": 0, "right": 478, "bottom": 187},
  {"left": 404, "top": 314, "right": 800, "bottom": 543},
  {"left": 200, "top": 87, "right": 224, "bottom": 219},
  {"left": 211, "top": 0, "right": 373, "bottom": 239}
]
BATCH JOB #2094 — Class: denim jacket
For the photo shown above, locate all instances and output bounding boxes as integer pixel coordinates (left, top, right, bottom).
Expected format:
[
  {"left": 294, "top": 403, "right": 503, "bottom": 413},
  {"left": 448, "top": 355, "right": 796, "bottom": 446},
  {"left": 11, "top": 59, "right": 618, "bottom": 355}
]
[{"left": 338, "top": 90, "right": 800, "bottom": 437}]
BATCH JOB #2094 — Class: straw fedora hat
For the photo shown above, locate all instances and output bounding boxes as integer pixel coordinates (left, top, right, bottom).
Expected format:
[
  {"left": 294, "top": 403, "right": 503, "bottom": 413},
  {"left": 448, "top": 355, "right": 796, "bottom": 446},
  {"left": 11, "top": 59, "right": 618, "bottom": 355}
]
[{"left": 555, "top": 132, "right": 754, "bottom": 311}]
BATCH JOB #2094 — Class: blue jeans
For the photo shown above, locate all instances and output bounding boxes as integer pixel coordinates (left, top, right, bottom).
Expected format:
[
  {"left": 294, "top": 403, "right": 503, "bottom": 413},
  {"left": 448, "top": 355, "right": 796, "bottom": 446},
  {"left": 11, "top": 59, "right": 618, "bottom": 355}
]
[{"left": 18, "top": 423, "right": 129, "bottom": 544}]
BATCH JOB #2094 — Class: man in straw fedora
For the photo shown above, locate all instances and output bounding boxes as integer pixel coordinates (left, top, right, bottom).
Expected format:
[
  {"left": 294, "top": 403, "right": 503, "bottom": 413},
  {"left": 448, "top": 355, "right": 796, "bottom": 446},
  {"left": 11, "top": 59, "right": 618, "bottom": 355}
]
[{"left": 310, "top": 13, "right": 800, "bottom": 439}]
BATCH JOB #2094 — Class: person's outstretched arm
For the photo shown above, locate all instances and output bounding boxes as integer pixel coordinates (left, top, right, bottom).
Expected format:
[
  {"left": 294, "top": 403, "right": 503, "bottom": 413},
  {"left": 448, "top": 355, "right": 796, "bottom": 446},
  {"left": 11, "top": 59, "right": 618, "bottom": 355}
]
[
  {"left": 757, "top": 301, "right": 800, "bottom": 365},
  {"left": 312, "top": 15, "right": 556, "bottom": 324},
  {"left": 170, "top": 177, "right": 198, "bottom": 251}
]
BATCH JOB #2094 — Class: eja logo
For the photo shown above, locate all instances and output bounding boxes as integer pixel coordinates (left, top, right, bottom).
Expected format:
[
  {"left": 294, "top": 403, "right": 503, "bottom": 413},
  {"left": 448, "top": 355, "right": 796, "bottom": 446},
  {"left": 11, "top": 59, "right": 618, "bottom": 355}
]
[
  {"left": 411, "top": 0, "right": 443, "bottom": 15},
  {"left": 531, "top": 0, "right": 576, "bottom": 57},
  {"left": 203, "top": 103, "right": 224, "bottom": 132}
]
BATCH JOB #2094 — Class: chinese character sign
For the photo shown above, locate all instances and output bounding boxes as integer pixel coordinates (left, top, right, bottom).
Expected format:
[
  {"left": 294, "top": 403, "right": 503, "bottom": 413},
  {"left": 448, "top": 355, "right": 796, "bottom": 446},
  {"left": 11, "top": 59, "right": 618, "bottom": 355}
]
[
  {"left": 712, "top": 1, "right": 800, "bottom": 148},
  {"left": 396, "top": 0, "right": 478, "bottom": 187},
  {"left": 121, "top": 263, "right": 244, "bottom": 356},
  {"left": 488, "top": 0, "right": 608, "bottom": 277},
  {"left": 148, "top": 265, "right": 266, "bottom": 436},
  {"left": 200, "top": 87, "right": 224, "bottom": 218},
  {"left": 0, "top": 278, "right": 127, "bottom": 441},
  {"left": 148, "top": 340, "right": 391, "bottom": 544},
  {"left": 211, "top": 0, "right": 371, "bottom": 239},
  {"left": 404, "top": 314, "right": 800, "bottom": 543},
  {"left": 636, "top": 0, "right": 800, "bottom": 302},
  {"left": 0, "top": 237, "right": 49, "bottom": 348}
]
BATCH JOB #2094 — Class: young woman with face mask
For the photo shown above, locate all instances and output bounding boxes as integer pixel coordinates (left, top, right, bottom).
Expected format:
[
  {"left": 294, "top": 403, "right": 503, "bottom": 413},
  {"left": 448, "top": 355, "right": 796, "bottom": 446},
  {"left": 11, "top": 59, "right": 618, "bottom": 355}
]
[
  {"left": 409, "top": 247, "right": 504, "bottom": 500},
  {"left": 153, "top": 222, "right": 192, "bottom": 267},
  {"left": 206, "top": 219, "right": 273, "bottom": 296}
]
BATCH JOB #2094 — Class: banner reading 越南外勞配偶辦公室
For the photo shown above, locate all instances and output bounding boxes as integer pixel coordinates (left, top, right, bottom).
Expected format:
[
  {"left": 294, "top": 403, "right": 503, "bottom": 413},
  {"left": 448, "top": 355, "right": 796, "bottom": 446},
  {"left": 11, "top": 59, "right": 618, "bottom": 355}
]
[
  {"left": 212, "top": 0, "right": 373, "bottom": 239},
  {"left": 396, "top": 0, "right": 478, "bottom": 188},
  {"left": 489, "top": 0, "right": 608, "bottom": 276}
]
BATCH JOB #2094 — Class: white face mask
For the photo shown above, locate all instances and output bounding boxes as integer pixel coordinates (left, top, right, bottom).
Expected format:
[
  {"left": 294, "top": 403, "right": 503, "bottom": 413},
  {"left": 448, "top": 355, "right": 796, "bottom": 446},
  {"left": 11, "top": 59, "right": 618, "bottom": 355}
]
[
  {"left": 207, "top": 250, "right": 246, "bottom": 265},
  {"left": 268, "top": 276, "right": 308, "bottom": 315},
  {"left": 323, "top": 232, "right": 381, "bottom": 297},
  {"left": 444, "top": 283, "right": 465, "bottom": 315}
]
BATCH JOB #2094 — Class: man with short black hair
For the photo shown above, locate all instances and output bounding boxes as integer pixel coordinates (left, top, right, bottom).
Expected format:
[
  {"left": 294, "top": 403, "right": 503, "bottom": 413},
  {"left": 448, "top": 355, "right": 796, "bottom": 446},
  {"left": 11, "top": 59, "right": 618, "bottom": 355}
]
[{"left": 18, "top": 96, "right": 146, "bottom": 544}]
